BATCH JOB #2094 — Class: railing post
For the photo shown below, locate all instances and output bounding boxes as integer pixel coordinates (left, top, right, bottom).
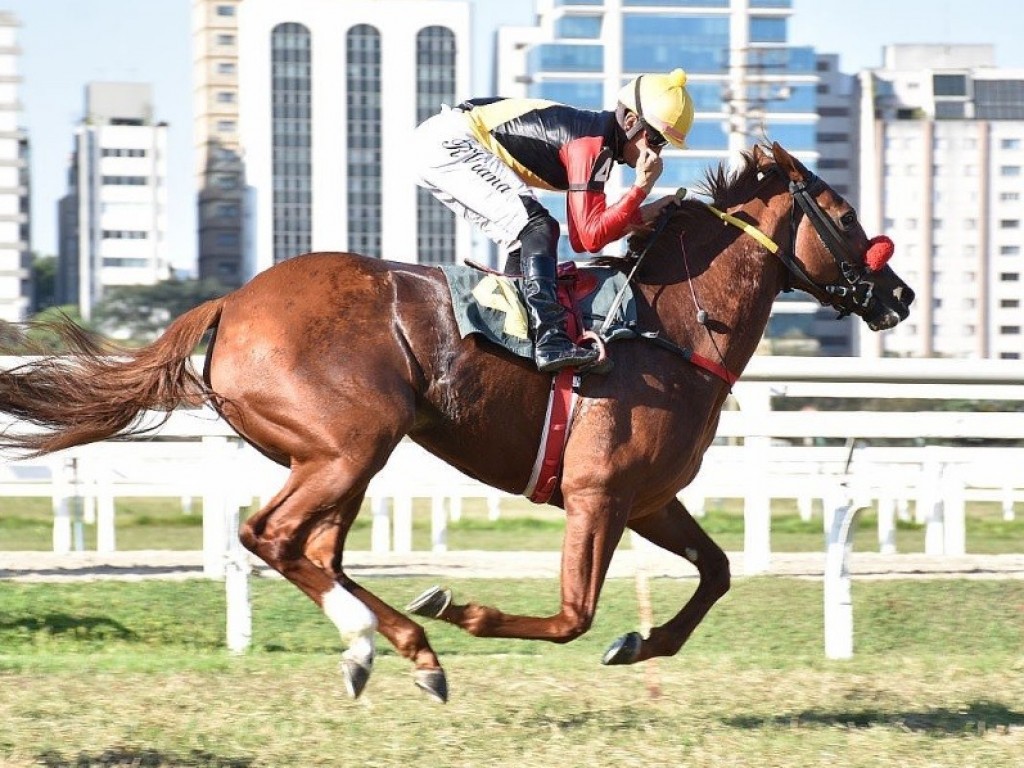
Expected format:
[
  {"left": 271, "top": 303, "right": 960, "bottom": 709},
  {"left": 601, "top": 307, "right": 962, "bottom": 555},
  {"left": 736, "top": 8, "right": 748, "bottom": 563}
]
[
  {"left": 224, "top": 501, "right": 252, "bottom": 654},
  {"left": 202, "top": 435, "right": 230, "bottom": 578},
  {"left": 824, "top": 494, "right": 869, "bottom": 659},
  {"left": 736, "top": 384, "right": 772, "bottom": 575},
  {"left": 876, "top": 493, "right": 897, "bottom": 555},
  {"left": 487, "top": 490, "right": 502, "bottom": 521},
  {"left": 51, "top": 455, "right": 78, "bottom": 555},
  {"left": 370, "top": 496, "right": 391, "bottom": 552},
  {"left": 942, "top": 466, "right": 966, "bottom": 556},
  {"left": 393, "top": 495, "right": 413, "bottom": 553},
  {"left": 431, "top": 493, "right": 448, "bottom": 553}
]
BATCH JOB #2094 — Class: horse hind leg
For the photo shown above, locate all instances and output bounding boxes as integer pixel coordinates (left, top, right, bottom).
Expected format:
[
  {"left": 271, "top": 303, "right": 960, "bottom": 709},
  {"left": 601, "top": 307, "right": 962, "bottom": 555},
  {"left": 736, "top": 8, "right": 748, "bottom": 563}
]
[
  {"left": 303, "top": 506, "right": 450, "bottom": 703},
  {"left": 604, "top": 497, "right": 731, "bottom": 665},
  {"left": 241, "top": 458, "right": 446, "bottom": 702}
]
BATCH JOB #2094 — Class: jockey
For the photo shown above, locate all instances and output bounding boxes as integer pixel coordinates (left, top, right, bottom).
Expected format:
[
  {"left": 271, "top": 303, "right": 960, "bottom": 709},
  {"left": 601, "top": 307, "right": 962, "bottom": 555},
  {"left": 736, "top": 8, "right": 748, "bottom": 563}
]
[{"left": 414, "top": 69, "right": 694, "bottom": 373}]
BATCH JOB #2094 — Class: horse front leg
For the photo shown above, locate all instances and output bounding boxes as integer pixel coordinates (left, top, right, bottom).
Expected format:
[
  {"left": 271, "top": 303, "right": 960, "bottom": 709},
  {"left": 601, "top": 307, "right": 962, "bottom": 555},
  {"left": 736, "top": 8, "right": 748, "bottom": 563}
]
[
  {"left": 603, "top": 497, "right": 731, "bottom": 665},
  {"left": 408, "top": 492, "right": 629, "bottom": 646}
]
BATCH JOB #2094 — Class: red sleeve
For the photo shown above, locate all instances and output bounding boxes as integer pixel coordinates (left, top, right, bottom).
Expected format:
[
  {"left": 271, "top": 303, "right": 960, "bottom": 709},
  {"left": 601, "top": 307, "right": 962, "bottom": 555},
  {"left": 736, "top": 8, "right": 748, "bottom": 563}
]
[{"left": 560, "top": 137, "right": 647, "bottom": 254}]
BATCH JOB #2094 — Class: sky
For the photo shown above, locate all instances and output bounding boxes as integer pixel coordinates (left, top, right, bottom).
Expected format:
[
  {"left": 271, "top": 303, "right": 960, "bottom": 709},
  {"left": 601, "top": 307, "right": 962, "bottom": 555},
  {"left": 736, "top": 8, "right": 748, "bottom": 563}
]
[{"left": 5, "top": 0, "right": 1024, "bottom": 274}]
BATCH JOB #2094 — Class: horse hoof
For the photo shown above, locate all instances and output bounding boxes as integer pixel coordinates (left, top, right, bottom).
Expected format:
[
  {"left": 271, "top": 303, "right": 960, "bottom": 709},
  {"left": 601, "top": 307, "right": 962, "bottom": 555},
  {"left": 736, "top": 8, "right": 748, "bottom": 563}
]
[
  {"left": 414, "top": 667, "right": 449, "bottom": 704},
  {"left": 601, "top": 631, "right": 642, "bottom": 666},
  {"left": 406, "top": 586, "right": 452, "bottom": 619},
  {"left": 340, "top": 657, "right": 373, "bottom": 699}
]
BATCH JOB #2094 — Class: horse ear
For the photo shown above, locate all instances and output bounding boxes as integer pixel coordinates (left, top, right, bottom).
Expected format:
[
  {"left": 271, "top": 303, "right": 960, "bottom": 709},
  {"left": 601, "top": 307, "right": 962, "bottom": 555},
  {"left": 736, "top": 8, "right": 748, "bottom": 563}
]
[{"left": 770, "top": 141, "right": 804, "bottom": 184}]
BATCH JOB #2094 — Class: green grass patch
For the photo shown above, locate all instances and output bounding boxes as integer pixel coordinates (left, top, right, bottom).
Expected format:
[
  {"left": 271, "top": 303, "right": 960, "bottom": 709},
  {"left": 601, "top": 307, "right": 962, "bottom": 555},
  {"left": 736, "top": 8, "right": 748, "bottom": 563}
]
[
  {"left": 0, "top": 577, "right": 1021, "bottom": 766},
  {"left": 2, "top": 495, "right": 1022, "bottom": 554}
]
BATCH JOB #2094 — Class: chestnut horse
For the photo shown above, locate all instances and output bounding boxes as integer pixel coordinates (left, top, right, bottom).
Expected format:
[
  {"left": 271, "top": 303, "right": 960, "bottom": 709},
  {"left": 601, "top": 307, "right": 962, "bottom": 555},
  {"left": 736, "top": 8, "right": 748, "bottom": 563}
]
[{"left": 0, "top": 143, "right": 912, "bottom": 703}]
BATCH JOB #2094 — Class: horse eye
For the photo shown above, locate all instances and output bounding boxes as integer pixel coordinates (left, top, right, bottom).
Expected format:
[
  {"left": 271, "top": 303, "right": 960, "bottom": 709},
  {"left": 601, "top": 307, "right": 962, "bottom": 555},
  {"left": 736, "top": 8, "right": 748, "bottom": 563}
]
[{"left": 840, "top": 211, "right": 857, "bottom": 229}]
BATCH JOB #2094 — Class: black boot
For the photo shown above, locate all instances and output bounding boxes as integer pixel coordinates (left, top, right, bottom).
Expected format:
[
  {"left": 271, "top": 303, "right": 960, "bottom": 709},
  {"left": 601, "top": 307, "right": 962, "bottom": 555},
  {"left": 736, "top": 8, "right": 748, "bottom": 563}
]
[{"left": 523, "top": 256, "right": 599, "bottom": 373}]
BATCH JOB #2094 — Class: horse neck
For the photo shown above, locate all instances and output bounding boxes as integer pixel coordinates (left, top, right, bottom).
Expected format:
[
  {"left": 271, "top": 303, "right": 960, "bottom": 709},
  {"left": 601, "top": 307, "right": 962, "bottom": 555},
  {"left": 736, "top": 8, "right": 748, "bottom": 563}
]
[{"left": 637, "top": 194, "right": 789, "bottom": 383}]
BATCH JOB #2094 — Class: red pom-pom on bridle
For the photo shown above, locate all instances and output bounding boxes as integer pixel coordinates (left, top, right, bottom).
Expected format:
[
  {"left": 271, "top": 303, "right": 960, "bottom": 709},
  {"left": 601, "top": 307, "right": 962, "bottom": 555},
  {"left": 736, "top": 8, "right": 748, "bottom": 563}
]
[{"left": 865, "top": 235, "right": 894, "bottom": 272}]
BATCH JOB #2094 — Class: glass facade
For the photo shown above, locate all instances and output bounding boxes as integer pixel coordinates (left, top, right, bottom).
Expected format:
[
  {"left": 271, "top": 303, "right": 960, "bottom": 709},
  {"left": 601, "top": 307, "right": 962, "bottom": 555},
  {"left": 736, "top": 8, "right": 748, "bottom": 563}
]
[
  {"left": 622, "top": 15, "right": 729, "bottom": 73},
  {"left": 346, "top": 24, "right": 382, "bottom": 258},
  {"left": 523, "top": 2, "right": 819, "bottom": 236},
  {"left": 528, "top": 80, "right": 604, "bottom": 109},
  {"left": 554, "top": 15, "right": 603, "bottom": 39},
  {"left": 416, "top": 26, "right": 457, "bottom": 265},
  {"left": 270, "top": 23, "right": 312, "bottom": 265},
  {"left": 528, "top": 44, "right": 604, "bottom": 72}
]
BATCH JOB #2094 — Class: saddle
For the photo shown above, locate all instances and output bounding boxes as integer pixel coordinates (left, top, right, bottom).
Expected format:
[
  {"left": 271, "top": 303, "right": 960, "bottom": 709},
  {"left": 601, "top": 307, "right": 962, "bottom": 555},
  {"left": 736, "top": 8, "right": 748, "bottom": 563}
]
[{"left": 439, "top": 261, "right": 638, "bottom": 361}]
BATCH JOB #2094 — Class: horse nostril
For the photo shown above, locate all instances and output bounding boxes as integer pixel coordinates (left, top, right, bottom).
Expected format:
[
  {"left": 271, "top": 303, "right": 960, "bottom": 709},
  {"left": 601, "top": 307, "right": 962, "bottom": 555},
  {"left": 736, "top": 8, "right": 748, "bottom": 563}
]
[{"left": 896, "top": 285, "right": 916, "bottom": 306}]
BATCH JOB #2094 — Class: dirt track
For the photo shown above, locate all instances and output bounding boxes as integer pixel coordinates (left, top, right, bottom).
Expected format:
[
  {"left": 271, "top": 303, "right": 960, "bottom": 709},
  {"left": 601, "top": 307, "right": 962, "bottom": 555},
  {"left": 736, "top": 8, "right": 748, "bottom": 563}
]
[{"left": 2, "top": 549, "right": 1023, "bottom": 583}]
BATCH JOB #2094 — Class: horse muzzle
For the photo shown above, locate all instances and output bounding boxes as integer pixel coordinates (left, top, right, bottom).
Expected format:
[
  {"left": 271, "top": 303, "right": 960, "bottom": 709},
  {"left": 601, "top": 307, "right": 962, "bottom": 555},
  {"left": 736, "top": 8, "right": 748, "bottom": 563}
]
[{"left": 864, "top": 277, "right": 914, "bottom": 332}]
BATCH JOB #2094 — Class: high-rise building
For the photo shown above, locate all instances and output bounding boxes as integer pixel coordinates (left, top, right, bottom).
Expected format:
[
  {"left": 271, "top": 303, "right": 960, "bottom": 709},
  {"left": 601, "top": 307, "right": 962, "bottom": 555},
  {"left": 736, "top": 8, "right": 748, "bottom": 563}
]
[
  {"left": 193, "top": 0, "right": 245, "bottom": 289},
  {"left": 496, "top": 0, "right": 855, "bottom": 353},
  {"left": 858, "top": 44, "right": 1024, "bottom": 359},
  {"left": 233, "top": 0, "right": 470, "bottom": 279},
  {"left": 0, "top": 12, "right": 31, "bottom": 322},
  {"left": 57, "top": 83, "right": 170, "bottom": 319}
]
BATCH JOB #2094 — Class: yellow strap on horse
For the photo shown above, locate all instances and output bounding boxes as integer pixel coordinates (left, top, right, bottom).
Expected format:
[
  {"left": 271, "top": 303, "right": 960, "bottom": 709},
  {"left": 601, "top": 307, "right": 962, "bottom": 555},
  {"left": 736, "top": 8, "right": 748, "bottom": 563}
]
[{"left": 705, "top": 204, "right": 780, "bottom": 254}]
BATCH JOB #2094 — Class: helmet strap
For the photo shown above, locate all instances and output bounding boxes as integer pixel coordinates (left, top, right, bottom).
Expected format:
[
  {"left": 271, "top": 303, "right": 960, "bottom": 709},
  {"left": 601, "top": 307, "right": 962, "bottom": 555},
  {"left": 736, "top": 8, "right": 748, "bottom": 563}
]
[{"left": 632, "top": 76, "right": 652, "bottom": 137}]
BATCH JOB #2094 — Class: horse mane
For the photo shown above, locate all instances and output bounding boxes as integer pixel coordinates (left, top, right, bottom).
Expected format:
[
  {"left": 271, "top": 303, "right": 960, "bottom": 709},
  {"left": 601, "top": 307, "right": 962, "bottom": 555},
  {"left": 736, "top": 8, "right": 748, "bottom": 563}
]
[
  {"left": 605, "top": 146, "right": 775, "bottom": 270},
  {"left": 695, "top": 146, "right": 771, "bottom": 209}
]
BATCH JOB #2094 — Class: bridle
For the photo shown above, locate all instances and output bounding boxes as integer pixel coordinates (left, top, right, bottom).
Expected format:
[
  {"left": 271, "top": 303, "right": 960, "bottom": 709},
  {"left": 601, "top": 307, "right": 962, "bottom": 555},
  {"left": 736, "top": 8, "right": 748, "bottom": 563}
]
[{"left": 779, "top": 171, "right": 880, "bottom": 320}]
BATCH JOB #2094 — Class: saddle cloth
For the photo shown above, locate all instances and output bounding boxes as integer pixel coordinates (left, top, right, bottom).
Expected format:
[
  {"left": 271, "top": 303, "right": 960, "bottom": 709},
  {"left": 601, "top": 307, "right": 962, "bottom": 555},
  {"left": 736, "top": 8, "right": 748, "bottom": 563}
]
[{"left": 439, "top": 262, "right": 638, "bottom": 357}]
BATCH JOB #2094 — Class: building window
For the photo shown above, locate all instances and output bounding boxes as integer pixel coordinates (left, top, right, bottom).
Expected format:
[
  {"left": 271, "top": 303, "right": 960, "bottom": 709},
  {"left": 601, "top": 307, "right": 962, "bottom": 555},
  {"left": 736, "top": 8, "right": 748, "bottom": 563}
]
[
  {"left": 1000, "top": 272, "right": 1020, "bottom": 282},
  {"left": 1000, "top": 219, "right": 1020, "bottom": 229},
  {"left": 1000, "top": 352, "right": 1021, "bottom": 359},
  {"left": 999, "top": 326, "right": 1021, "bottom": 335},
  {"left": 1000, "top": 299, "right": 1020, "bottom": 308},
  {"left": 1001, "top": 138, "right": 1021, "bottom": 150},
  {"left": 217, "top": 61, "right": 237, "bottom": 75},
  {"left": 102, "top": 230, "right": 148, "bottom": 239},
  {"left": 1000, "top": 165, "right": 1021, "bottom": 176},
  {"left": 216, "top": 4, "right": 236, "bottom": 16},
  {"left": 216, "top": 33, "right": 235, "bottom": 46},
  {"left": 346, "top": 24, "right": 382, "bottom": 259},
  {"left": 271, "top": 22, "right": 313, "bottom": 264},
  {"left": 101, "top": 175, "right": 147, "bottom": 186},
  {"left": 933, "top": 73, "right": 967, "bottom": 96},
  {"left": 1000, "top": 245, "right": 1021, "bottom": 256},
  {"left": 216, "top": 120, "right": 237, "bottom": 133},
  {"left": 216, "top": 91, "right": 236, "bottom": 104},
  {"left": 101, "top": 148, "right": 147, "bottom": 157},
  {"left": 1001, "top": 192, "right": 1020, "bottom": 202},
  {"left": 416, "top": 26, "right": 457, "bottom": 266}
]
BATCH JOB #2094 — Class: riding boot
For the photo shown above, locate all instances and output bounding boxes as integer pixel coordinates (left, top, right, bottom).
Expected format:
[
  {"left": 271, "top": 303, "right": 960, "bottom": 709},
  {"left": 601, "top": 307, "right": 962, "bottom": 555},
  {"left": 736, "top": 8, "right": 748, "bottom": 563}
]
[
  {"left": 523, "top": 255, "right": 599, "bottom": 373},
  {"left": 503, "top": 248, "right": 522, "bottom": 276}
]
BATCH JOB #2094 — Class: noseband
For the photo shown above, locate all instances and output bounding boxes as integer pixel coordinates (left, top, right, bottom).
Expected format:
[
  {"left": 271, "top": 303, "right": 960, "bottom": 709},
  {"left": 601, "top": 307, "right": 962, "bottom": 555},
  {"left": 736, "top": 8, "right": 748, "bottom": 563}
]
[{"left": 780, "top": 173, "right": 877, "bottom": 319}]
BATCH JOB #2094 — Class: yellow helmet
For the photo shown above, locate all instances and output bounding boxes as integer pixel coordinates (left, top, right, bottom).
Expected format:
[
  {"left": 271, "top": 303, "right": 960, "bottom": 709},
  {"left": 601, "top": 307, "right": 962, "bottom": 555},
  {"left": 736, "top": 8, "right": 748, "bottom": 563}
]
[{"left": 617, "top": 68, "right": 694, "bottom": 149}]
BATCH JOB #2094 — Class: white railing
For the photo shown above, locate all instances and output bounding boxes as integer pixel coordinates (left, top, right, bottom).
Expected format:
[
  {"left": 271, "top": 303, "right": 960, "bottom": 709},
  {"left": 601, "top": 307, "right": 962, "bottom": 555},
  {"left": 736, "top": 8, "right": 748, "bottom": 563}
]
[
  {"left": 2, "top": 355, "right": 1021, "bottom": 656},
  {"left": 1, "top": 356, "right": 1021, "bottom": 573}
]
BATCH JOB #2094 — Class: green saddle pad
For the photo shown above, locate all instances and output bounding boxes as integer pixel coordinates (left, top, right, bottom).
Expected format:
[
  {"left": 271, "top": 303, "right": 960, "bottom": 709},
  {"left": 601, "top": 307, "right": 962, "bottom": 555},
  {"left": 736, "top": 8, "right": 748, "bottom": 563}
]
[{"left": 439, "top": 264, "right": 638, "bottom": 360}]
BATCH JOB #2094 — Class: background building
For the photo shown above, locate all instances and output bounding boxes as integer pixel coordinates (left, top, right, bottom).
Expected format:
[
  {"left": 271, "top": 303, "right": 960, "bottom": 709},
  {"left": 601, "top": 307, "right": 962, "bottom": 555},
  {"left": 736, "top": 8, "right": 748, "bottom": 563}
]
[
  {"left": 0, "top": 12, "right": 31, "bottom": 322},
  {"left": 235, "top": 0, "right": 470, "bottom": 279},
  {"left": 858, "top": 44, "right": 1024, "bottom": 359},
  {"left": 193, "top": 0, "right": 245, "bottom": 289},
  {"left": 496, "top": 0, "right": 857, "bottom": 354},
  {"left": 57, "top": 82, "right": 170, "bottom": 319}
]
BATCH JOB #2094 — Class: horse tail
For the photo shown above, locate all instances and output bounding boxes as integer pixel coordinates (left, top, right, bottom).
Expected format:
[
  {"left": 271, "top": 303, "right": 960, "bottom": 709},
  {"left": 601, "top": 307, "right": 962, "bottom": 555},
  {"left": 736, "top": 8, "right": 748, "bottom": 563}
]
[{"left": 0, "top": 297, "right": 226, "bottom": 456}]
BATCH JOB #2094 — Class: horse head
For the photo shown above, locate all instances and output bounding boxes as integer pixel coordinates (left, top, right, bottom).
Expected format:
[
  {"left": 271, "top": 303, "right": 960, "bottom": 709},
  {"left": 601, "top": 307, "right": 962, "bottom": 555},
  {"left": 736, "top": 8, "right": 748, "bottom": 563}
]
[{"left": 757, "top": 142, "right": 915, "bottom": 331}]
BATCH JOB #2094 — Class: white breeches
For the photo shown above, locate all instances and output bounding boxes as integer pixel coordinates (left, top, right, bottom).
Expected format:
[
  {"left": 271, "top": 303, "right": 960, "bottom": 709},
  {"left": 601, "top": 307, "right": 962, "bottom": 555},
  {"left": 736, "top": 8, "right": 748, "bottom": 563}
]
[{"left": 413, "top": 107, "right": 537, "bottom": 251}]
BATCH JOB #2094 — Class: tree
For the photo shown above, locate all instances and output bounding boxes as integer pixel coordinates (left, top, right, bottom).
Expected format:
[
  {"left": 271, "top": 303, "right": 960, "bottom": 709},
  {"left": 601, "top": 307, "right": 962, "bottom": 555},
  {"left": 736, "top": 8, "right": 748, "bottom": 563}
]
[
  {"left": 30, "top": 254, "right": 57, "bottom": 313},
  {"left": 92, "top": 278, "right": 228, "bottom": 344}
]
